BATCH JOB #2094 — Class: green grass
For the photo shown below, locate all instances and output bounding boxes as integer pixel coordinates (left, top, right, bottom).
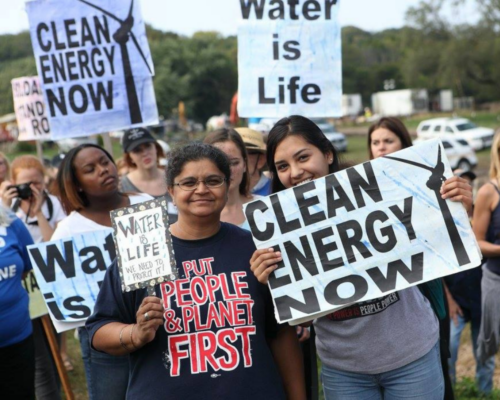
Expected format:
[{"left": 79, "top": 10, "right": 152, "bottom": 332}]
[
  {"left": 454, "top": 377, "right": 500, "bottom": 399},
  {"left": 63, "top": 333, "right": 87, "bottom": 400},
  {"left": 339, "top": 111, "right": 500, "bottom": 131}
]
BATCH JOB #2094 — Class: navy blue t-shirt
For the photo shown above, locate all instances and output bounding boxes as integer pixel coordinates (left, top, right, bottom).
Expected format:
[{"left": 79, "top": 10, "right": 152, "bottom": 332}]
[{"left": 87, "top": 223, "right": 285, "bottom": 400}]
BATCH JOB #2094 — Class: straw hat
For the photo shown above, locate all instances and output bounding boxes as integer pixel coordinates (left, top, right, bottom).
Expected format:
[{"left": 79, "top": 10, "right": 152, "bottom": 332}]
[{"left": 235, "top": 127, "right": 266, "bottom": 153}]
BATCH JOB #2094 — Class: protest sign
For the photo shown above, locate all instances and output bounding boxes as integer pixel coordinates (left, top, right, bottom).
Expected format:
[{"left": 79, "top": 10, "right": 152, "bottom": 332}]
[
  {"left": 244, "top": 139, "right": 482, "bottom": 324},
  {"left": 26, "top": 0, "right": 158, "bottom": 139},
  {"left": 11, "top": 76, "right": 52, "bottom": 141},
  {"left": 27, "top": 229, "right": 114, "bottom": 333},
  {"left": 111, "top": 197, "right": 178, "bottom": 293},
  {"left": 22, "top": 270, "right": 49, "bottom": 320},
  {"left": 237, "top": 0, "right": 342, "bottom": 118}
]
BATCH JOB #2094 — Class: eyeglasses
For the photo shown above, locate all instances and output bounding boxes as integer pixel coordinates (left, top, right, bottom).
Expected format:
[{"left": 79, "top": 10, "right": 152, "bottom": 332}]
[{"left": 173, "top": 176, "right": 226, "bottom": 191}]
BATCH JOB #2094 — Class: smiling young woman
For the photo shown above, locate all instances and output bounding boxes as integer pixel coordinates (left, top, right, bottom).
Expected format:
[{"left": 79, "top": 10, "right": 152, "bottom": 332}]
[{"left": 251, "top": 115, "right": 473, "bottom": 400}]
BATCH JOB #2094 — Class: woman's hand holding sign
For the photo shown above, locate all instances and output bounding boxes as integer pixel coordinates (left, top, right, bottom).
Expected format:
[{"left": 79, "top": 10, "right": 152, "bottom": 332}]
[
  {"left": 134, "top": 296, "right": 164, "bottom": 347},
  {"left": 441, "top": 176, "right": 473, "bottom": 215},
  {"left": 250, "top": 248, "right": 282, "bottom": 284}
]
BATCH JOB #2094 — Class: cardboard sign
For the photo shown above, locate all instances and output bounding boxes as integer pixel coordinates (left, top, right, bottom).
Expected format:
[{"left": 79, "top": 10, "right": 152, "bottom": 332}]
[
  {"left": 111, "top": 197, "right": 178, "bottom": 292},
  {"left": 27, "top": 229, "right": 114, "bottom": 333},
  {"left": 11, "top": 76, "right": 52, "bottom": 141},
  {"left": 22, "top": 270, "right": 49, "bottom": 320},
  {"left": 244, "top": 139, "right": 482, "bottom": 324},
  {"left": 237, "top": 0, "right": 342, "bottom": 117},
  {"left": 26, "top": 0, "right": 158, "bottom": 139}
]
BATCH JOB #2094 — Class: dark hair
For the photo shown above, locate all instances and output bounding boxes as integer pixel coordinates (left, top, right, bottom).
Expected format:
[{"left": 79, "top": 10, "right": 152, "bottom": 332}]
[
  {"left": 55, "top": 143, "right": 115, "bottom": 214},
  {"left": 266, "top": 115, "right": 340, "bottom": 193},
  {"left": 204, "top": 128, "right": 250, "bottom": 197},
  {"left": 166, "top": 142, "right": 231, "bottom": 188},
  {"left": 368, "top": 117, "right": 413, "bottom": 159}
]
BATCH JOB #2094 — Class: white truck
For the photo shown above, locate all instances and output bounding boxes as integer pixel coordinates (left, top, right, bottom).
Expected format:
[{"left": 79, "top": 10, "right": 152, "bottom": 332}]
[{"left": 371, "top": 89, "right": 429, "bottom": 116}]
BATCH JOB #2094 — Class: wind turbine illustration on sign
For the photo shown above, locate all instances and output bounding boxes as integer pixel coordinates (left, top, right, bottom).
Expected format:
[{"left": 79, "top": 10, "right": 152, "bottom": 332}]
[
  {"left": 385, "top": 145, "right": 470, "bottom": 267},
  {"left": 78, "top": 0, "right": 153, "bottom": 124}
]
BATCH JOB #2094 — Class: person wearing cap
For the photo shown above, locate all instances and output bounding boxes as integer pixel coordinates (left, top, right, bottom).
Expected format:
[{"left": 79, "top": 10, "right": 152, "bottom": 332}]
[
  {"left": 235, "top": 127, "right": 272, "bottom": 196},
  {"left": 120, "top": 128, "right": 178, "bottom": 223}
]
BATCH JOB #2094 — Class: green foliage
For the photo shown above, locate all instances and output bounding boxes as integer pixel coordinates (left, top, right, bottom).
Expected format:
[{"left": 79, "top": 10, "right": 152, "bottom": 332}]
[
  {"left": 1, "top": 3, "right": 500, "bottom": 124},
  {"left": 146, "top": 27, "right": 237, "bottom": 123},
  {"left": 454, "top": 377, "right": 500, "bottom": 399}
]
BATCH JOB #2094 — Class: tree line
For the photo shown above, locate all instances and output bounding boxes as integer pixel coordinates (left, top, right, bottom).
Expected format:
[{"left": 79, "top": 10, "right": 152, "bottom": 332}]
[{"left": 0, "top": 0, "right": 498, "bottom": 123}]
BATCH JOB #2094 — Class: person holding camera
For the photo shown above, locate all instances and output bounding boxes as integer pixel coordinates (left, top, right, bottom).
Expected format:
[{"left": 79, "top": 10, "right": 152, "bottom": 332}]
[
  {"left": 0, "top": 155, "right": 66, "bottom": 243},
  {"left": 0, "top": 155, "right": 67, "bottom": 400}
]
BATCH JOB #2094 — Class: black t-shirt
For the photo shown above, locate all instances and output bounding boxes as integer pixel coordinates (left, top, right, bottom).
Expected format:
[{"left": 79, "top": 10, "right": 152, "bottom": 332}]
[{"left": 87, "top": 223, "right": 285, "bottom": 400}]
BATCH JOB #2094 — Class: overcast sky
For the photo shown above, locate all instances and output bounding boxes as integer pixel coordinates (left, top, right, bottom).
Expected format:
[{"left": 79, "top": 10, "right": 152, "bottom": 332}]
[{"left": 0, "top": 0, "right": 480, "bottom": 37}]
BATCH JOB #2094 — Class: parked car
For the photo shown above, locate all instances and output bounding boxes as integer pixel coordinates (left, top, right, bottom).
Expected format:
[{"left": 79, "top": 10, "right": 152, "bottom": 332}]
[
  {"left": 311, "top": 119, "right": 348, "bottom": 152},
  {"left": 416, "top": 117, "right": 494, "bottom": 150},
  {"left": 414, "top": 136, "right": 477, "bottom": 171}
]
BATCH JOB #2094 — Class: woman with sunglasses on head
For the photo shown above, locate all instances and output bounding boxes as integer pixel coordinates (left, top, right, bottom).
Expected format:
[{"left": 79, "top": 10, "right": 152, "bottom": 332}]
[
  {"left": 250, "top": 115, "right": 472, "bottom": 400},
  {"left": 473, "top": 132, "right": 500, "bottom": 386},
  {"left": 369, "top": 117, "right": 469, "bottom": 400},
  {"left": 51, "top": 143, "right": 152, "bottom": 400},
  {"left": 87, "top": 143, "right": 306, "bottom": 400},
  {"left": 204, "top": 128, "right": 260, "bottom": 230},
  {"left": 120, "top": 128, "right": 178, "bottom": 223}
]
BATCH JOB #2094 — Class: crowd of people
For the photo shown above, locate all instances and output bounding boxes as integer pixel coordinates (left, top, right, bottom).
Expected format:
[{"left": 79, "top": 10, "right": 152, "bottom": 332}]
[{"left": 0, "top": 116, "right": 498, "bottom": 400}]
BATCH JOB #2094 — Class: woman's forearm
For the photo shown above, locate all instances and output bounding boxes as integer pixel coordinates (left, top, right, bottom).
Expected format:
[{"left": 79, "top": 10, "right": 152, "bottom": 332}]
[
  {"left": 93, "top": 322, "right": 141, "bottom": 356},
  {"left": 36, "top": 212, "right": 55, "bottom": 242},
  {"left": 269, "top": 326, "right": 306, "bottom": 400}
]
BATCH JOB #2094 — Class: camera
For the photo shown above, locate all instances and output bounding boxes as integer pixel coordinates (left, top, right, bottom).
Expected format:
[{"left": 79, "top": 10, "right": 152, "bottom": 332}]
[{"left": 7, "top": 182, "right": 33, "bottom": 200}]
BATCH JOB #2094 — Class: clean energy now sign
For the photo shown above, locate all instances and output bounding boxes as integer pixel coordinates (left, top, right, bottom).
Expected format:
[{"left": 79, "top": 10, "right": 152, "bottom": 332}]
[
  {"left": 244, "top": 139, "right": 482, "bottom": 324},
  {"left": 26, "top": 0, "right": 158, "bottom": 139}
]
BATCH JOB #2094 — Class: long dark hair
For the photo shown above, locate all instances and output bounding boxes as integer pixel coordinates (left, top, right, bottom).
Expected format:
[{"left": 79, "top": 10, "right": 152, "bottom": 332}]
[
  {"left": 55, "top": 143, "right": 115, "bottom": 214},
  {"left": 204, "top": 128, "right": 250, "bottom": 197},
  {"left": 267, "top": 116, "right": 340, "bottom": 193},
  {"left": 368, "top": 117, "right": 413, "bottom": 159}
]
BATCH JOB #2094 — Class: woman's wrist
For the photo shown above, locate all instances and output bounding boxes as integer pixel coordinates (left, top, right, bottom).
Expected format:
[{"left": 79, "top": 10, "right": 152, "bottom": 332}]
[
  {"left": 130, "top": 324, "right": 140, "bottom": 350},
  {"left": 119, "top": 324, "right": 140, "bottom": 352}
]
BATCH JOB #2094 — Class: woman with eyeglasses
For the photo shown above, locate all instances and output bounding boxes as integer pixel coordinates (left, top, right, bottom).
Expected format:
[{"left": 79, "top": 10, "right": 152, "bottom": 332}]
[
  {"left": 51, "top": 143, "right": 152, "bottom": 400},
  {"left": 87, "top": 143, "right": 306, "bottom": 400},
  {"left": 120, "top": 128, "right": 178, "bottom": 223}
]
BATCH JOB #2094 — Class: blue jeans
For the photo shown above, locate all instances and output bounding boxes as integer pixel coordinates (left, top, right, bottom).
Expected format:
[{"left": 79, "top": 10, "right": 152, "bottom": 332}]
[
  {"left": 321, "top": 341, "right": 444, "bottom": 400},
  {"left": 449, "top": 314, "right": 495, "bottom": 394},
  {"left": 79, "top": 327, "right": 130, "bottom": 400}
]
